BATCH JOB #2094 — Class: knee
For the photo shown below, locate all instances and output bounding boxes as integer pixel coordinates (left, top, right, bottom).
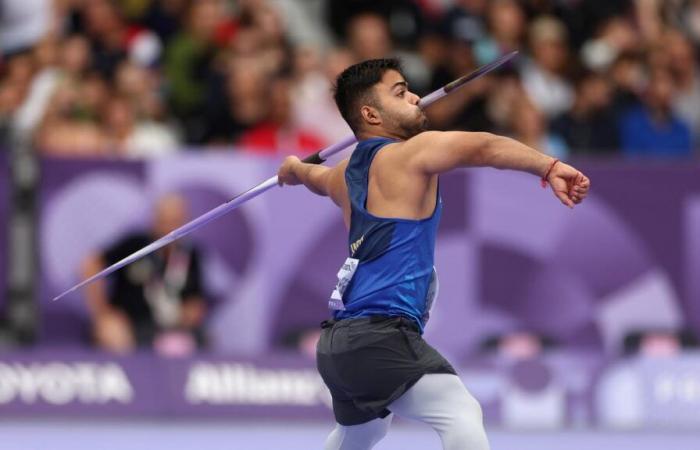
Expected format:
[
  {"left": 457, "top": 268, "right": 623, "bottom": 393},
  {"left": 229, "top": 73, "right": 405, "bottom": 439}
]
[
  {"left": 440, "top": 415, "right": 489, "bottom": 450},
  {"left": 360, "top": 417, "right": 391, "bottom": 445},
  {"left": 324, "top": 417, "right": 392, "bottom": 450},
  {"left": 445, "top": 407, "right": 489, "bottom": 450}
]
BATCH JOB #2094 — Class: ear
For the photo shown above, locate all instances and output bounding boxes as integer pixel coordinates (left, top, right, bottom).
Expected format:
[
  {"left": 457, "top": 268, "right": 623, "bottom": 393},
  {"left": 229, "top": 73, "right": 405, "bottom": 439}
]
[{"left": 360, "top": 105, "right": 382, "bottom": 126}]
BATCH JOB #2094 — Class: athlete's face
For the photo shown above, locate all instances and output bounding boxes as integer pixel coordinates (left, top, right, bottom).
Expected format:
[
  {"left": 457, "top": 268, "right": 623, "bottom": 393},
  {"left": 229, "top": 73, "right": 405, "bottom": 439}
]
[{"left": 372, "top": 70, "right": 428, "bottom": 138}]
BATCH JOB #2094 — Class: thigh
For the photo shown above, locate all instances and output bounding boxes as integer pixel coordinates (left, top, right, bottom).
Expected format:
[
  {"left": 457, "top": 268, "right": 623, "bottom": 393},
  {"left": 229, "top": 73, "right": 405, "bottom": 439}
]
[{"left": 389, "top": 374, "right": 489, "bottom": 450}]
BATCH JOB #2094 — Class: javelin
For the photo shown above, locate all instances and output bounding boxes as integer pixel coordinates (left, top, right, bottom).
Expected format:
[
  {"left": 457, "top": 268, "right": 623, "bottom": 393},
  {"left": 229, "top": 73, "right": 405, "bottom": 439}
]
[{"left": 53, "top": 51, "right": 518, "bottom": 301}]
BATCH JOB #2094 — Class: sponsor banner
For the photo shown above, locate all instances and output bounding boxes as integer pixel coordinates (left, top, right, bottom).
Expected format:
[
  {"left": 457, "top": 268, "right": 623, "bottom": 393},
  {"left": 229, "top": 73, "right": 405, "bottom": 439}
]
[
  {"left": 166, "top": 356, "right": 332, "bottom": 419},
  {"left": 0, "top": 351, "right": 332, "bottom": 419},
  {"left": 1, "top": 350, "right": 700, "bottom": 429},
  {"left": 0, "top": 351, "right": 159, "bottom": 415},
  {"left": 596, "top": 352, "right": 700, "bottom": 428}
]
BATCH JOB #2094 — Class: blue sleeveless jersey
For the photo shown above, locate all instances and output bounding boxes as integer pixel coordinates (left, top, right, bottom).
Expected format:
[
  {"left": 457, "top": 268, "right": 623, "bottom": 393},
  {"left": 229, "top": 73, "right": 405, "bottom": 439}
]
[{"left": 333, "top": 137, "right": 442, "bottom": 332}]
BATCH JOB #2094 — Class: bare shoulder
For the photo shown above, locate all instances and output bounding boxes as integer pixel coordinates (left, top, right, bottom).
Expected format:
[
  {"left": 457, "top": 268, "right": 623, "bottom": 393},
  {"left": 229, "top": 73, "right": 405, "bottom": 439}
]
[
  {"left": 402, "top": 130, "right": 491, "bottom": 152},
  {"left": 382, "top": 131, "right": 442, "bottom": 155},
  {"left": 377, "top": 131, "right": 461, "bottom": 160},
  {"left": 371, "top": 131, "right": 447, "bottom": 171},
  {"left": 380, "top": 130, "right": 495, "bottom": 175}
]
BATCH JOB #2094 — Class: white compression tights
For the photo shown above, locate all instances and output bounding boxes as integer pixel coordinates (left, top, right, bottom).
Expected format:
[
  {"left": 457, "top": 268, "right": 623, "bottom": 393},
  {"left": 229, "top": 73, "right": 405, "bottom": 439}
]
[{"left": 323, "top": 374, "right": 489, "bottom": 450}]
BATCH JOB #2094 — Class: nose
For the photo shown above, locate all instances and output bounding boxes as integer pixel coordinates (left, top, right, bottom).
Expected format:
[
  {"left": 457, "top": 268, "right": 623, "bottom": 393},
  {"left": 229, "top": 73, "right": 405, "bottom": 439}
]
[{"left": 408, "top": 91, "right": 420, "bottom": 105}]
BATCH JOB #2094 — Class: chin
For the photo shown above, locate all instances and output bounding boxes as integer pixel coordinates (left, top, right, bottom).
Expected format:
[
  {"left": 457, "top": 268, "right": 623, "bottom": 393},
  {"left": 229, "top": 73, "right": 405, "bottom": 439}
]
[{"left": 420, "top": 116, "right": 429, "bottom": 131}]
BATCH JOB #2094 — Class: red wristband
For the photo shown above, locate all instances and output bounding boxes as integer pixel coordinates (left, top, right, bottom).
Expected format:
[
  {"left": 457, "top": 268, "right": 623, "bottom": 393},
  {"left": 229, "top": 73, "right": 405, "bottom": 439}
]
[{"left": 540, "top": 159, "right": 559, "bottom": 188}]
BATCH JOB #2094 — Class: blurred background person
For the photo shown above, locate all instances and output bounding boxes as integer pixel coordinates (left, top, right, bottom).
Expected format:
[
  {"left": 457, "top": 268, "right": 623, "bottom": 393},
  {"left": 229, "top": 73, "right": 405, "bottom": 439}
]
[
  {"left": 521, "top": 16, "right": 574, "bottom": 119},
  {"left": 623, "top": 329, "right": 699, "bottom": 357},
  {"left": 81, "top": 194, "right": 207, "bottom": 356},
  {"left": 551, "top": 71, "right": 620, "bottom": 155},
  {"left": 508, "top": 96, "right": 568, "bottom": 159},
  {"left": 474, "top": 0, "right": 526, "bottom": 64},
  {"left": 620, "top": 68, "right": 692, "bottom": 158},
  {"left": 665, "top": 30, "right": 700, "bottom": 146},
  {"left": 164, "top": 0, "right": 233, "bottom": 144},
  {"left": 238, "top": 74, "right": 325, "bottom": 156}
]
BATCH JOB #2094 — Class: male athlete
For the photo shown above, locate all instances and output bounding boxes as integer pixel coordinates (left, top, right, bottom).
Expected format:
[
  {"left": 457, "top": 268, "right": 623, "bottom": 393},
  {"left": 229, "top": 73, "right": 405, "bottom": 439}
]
[{"left": 277, "top": 59, "right": 590, "bottom": 450}]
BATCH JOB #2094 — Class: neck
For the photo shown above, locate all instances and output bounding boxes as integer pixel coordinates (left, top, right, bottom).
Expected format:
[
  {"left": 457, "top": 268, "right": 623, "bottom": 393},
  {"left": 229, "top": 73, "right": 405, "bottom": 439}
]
[{"left": 356, "top": 129, "right": 406, "bottom": 141}]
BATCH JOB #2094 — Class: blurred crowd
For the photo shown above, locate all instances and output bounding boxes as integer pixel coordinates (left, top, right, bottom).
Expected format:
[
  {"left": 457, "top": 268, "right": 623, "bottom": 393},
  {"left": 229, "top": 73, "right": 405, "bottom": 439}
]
[{"left": 1, "top": 0, "right": 700, "bottom": 160}]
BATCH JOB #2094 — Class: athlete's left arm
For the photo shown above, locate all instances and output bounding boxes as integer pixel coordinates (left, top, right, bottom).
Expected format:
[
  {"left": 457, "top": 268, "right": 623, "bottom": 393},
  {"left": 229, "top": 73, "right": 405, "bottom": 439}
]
[{"left": 399, "top": 131, "right": 590, "bottom": 208}]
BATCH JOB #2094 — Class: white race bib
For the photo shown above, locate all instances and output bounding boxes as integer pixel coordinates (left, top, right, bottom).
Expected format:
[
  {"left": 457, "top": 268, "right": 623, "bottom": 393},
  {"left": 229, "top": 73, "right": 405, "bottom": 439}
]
[{"left": 329, "top": 257, "right": 359, "bottom": 310}]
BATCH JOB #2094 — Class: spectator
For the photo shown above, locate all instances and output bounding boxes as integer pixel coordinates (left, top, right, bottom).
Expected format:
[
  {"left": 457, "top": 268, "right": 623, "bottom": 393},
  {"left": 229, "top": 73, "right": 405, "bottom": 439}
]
[
  {"left": 474, "top": 0, "right": 525, "bottom": 65},
  {"left": 608, "top": 51, "right": 645, "bottom": 114},
  {"left": 0, "top": 76, "right": 25, "bottom": 144},
  {"left": 0, "top": 0, "right": 53, "bottom": 56},
  {"left": 424, "top": 32, "right": 495, "bottom": 132},
  {"left": 80, "top": 0, "right": 162, "bottom": 76},
  {"left": 441, "top": 0, "right": 489, "bottom": 43},
  {"left": 623, "top": 329, "right": 699, "bottom": 357},
  {"left": 677, "top": 0, "right": 700, "bottom": 45},
  {"left": 82, "top": 194, "right": 207, "bottom": 356},
  {"left": 485, "top": 70, "right": 527, "bottom": 134},
  {"left": 665, "top": 30, "right": 700, "bottom": 145},
  {"left": 203, "top": 56, "right": 270, "bottom": 144},
  {"left": 291, "top": 46, "right": 353, "bottom": 144},
  {"left": 35, "top": 72, "right": 107, "bottom": 156},
  {"left": 345, "top": 12, "right": 430, "bottom": 91},
  {"left": 1, "top": 0, "right": 699, "bottom": 161},
  {"left": 551, "top": 71, "right": 620, "bottom": 155},
  {"left": 140, "top": 0, "right": 191, "bottom": 44},
  {"left": 0, "top": 51, "right": 36, "bottom": 141},
  {"left": 521, "top": 16, "right": 575, "bottom": 118},
  {"left": 101, "top": 94, "right": 179, "bottom": 158},
  {"left": 238, "top": 74, "right": 325, "bottom": 156},
  {"left": 508, "top": 97, "right": 568, "bottom": 159},
  {"left": 346, "top": 13, "right": 393, "bottom": 62},
  {"left": 13, "top": 35, "right": 90, "bottom": 142},
  {"left": 620, "top": 68, "right": 692, "bottom": 158},
  {"left": 164, "top": 0, "right": 231, "bottom": 142},
  {"left": 481, "top": 330, "right": 556, "bottom": 361},
  {"left": 580, "top": 16, "right": 639, "bottom": 72}
]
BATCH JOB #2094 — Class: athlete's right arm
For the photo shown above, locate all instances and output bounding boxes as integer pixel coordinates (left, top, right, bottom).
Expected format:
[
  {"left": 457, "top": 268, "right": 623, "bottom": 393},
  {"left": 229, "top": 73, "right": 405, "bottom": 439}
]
[
  {"left": 401, "top": 131, "right": 590, "bottom": 207},
  {"left": 277, "top": 156, "right": 349, "bottom": 208}
]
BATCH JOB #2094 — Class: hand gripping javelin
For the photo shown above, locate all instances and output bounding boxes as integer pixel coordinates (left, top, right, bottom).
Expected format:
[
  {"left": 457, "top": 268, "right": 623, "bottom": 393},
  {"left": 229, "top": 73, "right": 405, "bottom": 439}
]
[{"left": 53, "top": 51, "right": 518, "bottom": 301}]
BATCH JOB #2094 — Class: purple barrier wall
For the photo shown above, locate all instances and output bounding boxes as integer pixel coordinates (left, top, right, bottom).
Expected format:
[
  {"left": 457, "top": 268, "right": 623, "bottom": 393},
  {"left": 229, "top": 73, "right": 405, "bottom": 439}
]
[
  {"left": 38, "top": 154, "right": 700, "bottom": 360},
  {"left": 2, "top": 348, "right": 700, "bottom": 429}
]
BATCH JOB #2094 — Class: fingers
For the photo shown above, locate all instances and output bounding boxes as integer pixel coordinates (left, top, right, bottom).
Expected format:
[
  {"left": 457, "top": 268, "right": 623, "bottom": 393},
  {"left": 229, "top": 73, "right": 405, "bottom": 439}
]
[
  {"left": 277, "top": 156, "right": 299, "bottom": 186},
  {"left": 277, "top": 166, "right": 286, "bottom": 186},
  {"left": 550, "top": 167, "right": 590, "bottom": 208},
  {"left": 567, "top": 172, "right": 590, "bottom": 203},
  {"left": 277, "top": 166, "right": 291, "bottom": 186},
  {"left": 555, "top": 189, "right": 575, "bottom": 208}
]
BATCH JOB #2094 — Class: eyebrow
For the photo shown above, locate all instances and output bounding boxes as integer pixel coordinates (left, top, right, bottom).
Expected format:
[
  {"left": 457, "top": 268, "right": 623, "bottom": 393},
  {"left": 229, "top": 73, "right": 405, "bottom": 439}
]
[{"left": 391, "top": 81, "right": 408, "bottom": 91}]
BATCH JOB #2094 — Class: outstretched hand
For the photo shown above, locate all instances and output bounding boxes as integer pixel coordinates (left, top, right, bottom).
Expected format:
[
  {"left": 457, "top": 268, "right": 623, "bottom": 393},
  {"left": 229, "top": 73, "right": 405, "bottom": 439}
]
[
  {"left": 546, "top": 161, "right": 590, "bottom": 208},
  {"left": 277, "top": 156, "right": 303, "bottom": 186}
]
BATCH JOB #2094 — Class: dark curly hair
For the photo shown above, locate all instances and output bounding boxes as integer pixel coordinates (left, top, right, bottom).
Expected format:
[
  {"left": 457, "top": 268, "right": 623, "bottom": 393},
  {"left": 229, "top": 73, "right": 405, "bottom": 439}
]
[{"left": 333, "top": 58, "right": 405, "bottom": 133}]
